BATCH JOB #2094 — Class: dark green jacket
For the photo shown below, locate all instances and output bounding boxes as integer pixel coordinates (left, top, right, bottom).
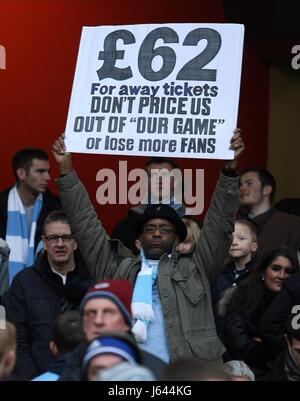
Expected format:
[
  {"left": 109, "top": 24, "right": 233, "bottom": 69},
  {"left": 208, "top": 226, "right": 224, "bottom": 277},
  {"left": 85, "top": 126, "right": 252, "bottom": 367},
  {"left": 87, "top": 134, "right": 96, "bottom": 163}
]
[{"left": 57, "top": 170, "right": 240, "bottom": 361}]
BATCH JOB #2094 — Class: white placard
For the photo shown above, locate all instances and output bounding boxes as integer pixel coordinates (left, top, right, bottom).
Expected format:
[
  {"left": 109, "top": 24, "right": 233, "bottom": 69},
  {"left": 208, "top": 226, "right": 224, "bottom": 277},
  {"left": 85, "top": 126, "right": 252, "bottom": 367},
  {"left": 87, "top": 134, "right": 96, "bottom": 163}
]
[{"left": 65, "top": 23, "right": 244, "bottom": 159}]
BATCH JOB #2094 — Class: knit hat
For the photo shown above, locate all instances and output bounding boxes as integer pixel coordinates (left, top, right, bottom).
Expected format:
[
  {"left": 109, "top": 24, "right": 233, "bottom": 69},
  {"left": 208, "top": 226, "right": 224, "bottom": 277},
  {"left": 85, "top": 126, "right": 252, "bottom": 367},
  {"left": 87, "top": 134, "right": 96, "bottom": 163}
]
[
  {"left": 82, "top": 334, "right": 140, "bottom": 380},
  {"left": 80, "top": 280, "right": 132, "bottom": 326},
  {"left": 134, "top": 204, "right": 187, "bottom": 242}
]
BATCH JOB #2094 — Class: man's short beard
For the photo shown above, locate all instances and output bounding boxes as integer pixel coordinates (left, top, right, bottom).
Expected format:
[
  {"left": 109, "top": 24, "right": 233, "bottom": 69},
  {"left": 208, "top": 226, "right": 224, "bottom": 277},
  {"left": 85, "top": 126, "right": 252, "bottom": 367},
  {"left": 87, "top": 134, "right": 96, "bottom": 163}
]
[{"left": 143, "top": 245, "right": 173, "bottom": 260}]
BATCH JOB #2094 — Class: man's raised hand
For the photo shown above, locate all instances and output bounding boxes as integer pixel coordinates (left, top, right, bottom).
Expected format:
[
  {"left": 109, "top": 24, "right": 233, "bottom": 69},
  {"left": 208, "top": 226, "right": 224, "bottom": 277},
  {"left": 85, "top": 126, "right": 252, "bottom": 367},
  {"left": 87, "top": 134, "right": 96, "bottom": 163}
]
[
  {"left": 52, "top": 134, "right": 74, "bottom": 174},
  {"left": 223, "top": 128, "right": 245, "bottom": 170}
]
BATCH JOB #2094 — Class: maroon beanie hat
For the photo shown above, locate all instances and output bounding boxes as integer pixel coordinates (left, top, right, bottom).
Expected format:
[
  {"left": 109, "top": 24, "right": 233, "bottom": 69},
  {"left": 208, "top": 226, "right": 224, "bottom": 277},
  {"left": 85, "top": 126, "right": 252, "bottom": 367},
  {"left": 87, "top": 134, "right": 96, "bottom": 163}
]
[{"left": 80, "top": 280, "right": 133, "bottom": 326}]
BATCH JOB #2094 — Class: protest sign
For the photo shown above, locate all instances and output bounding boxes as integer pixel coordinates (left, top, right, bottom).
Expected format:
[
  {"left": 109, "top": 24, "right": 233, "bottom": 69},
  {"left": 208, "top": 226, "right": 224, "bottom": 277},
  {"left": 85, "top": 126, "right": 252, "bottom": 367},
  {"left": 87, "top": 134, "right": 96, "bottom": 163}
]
[{"left": 65, "top": 23, "right": 244, "bottom": 159}]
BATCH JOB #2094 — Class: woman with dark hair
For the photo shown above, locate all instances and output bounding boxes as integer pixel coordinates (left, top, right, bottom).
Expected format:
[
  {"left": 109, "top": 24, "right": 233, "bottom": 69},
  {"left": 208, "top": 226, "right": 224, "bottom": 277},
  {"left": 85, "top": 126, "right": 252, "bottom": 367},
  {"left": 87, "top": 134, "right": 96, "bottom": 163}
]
[{"left": 220, "top": 246, "right": 299, "bottom": 380}]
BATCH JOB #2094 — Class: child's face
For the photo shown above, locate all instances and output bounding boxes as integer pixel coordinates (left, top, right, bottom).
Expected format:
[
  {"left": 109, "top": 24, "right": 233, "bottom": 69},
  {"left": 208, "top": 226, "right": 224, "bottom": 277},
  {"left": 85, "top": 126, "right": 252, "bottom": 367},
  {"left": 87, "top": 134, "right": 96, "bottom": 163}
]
[{"left": 229, "top": 223, "right": 257, "bottom": 259}]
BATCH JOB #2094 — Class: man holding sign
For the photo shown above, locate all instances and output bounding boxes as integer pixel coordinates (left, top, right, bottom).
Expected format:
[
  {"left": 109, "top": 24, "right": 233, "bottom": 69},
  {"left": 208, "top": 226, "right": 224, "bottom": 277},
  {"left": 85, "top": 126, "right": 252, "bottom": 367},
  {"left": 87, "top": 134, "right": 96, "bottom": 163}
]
[{"left": 51, "top": 129, "right": 244, "bottom": 364}]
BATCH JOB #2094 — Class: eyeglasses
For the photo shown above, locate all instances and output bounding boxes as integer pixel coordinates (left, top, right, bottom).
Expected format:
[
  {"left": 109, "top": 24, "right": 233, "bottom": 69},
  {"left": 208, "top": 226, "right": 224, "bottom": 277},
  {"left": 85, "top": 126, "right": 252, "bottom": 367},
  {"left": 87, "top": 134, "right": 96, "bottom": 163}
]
[
  {"left": 143, "top": 225, "right": 176, "bottom": 235},
  {"left": 44, "top": 234, "right": 74, "bottom": 244}
]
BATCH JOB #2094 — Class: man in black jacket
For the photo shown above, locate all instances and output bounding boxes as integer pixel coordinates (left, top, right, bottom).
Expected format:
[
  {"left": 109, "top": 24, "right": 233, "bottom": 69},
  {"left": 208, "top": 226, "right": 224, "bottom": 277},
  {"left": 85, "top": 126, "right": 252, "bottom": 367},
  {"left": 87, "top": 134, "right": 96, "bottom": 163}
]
[{"left": 4, "top": 210, "right": 92, "bottom": 380}]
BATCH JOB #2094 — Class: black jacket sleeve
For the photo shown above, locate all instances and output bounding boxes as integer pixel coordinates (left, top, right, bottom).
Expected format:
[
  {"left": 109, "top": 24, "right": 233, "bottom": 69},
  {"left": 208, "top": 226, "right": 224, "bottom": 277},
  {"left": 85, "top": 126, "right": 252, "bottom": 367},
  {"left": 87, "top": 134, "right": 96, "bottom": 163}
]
[
  {"left": 224, "top": 311, "right": 272, "bottom": 366},
  {"left": 4, "top": 277, "right": 38, "bottom": 379}
]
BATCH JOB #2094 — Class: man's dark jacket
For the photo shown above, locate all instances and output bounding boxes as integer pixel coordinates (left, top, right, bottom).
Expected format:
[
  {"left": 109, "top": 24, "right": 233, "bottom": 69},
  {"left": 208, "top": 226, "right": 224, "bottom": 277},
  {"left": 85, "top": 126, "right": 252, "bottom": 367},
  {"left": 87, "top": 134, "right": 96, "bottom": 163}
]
[
  {"left": 4, "top": 251, "right": 92, "bottom": 380},
  {"left": 59, "top": 340, "right": 166, "bottom": 381},
  {"left": 0, "top": 187, "right": 61, "bottom": 251},
  {"left": 267, "top": 350, "right": 288, "bottom": 381}
]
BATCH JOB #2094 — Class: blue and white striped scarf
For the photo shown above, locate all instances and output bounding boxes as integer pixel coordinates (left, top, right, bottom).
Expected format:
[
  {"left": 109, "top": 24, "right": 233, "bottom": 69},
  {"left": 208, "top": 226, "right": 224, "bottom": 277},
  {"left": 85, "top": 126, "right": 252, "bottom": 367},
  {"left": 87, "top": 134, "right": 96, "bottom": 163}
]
[
  {"left": 131, "top": 249, "right": 158, "bottom": 343},
  {"left": 6, "top": 186, "right": 42, "bottom": 285}
]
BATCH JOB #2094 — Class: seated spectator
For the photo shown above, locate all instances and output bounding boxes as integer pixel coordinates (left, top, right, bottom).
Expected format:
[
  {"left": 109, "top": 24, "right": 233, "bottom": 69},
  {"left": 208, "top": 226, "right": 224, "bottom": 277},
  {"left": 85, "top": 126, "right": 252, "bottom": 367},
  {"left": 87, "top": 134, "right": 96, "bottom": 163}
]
[
  {"left": 212, "top": 219, "right": 258, "bottom": 340},
  {"left": 32, "top": 311, "right": 85, "bottom": 381},
  {"left": 0, "top": 321, "right": 16, "bottom": 381},
  {"left": 4, "top": 210, "right": 92, "bottom": 380},
  {"left": 239, "top": 168, "right": 300, "bottom": 260},
  {"left": 224, "top": 360, "right": 255, "bottom": 381},
  {"left": 268, "top": 315, "right": 300, "bottom": 381},
  {"left": 220, "top": 246, "right": 299, "bottom": 380},
  {"left": 81, "top": 332, "right": 145, "bottom": 381},
  {"left": 176, "top": 216, "right": 202, "bottom": 254},
  {"left": 111, "top": 157, "right": 186, "bottom": 254}
]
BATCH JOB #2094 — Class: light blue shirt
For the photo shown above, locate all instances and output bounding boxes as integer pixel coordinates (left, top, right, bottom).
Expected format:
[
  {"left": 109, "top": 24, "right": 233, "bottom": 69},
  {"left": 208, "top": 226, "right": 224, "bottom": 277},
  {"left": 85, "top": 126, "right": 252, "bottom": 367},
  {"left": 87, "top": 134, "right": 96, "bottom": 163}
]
[
  {"left": 32, "top": 372, "right": 59, "bottom": 381},
  {"left": 139, "top": 282, "right": 170, "bottom": 363}
]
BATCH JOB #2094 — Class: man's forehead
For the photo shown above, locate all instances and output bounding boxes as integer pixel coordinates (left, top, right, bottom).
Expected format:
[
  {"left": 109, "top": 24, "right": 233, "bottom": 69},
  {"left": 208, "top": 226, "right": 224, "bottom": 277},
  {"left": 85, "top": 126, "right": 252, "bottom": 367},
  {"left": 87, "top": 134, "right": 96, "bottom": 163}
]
[
  {"left": 90, "top": 354, "right": 124, "bottom": 366},
  {"left": 84, "top": 297, "right": 119, "bottom": 310},
  {"left": 241, "top": 171, "right": 260, "bottom": 182},
  {"left": 45, "top": 221, "right": 71, "bottom": 233},
  {"left": 30, "top": 158, "right": 50, "bottom": 168}
]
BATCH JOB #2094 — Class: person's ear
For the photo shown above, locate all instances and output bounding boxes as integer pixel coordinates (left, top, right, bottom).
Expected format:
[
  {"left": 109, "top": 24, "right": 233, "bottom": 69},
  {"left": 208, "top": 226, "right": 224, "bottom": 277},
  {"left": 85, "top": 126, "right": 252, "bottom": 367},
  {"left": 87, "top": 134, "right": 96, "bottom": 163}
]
[
  {"left": 49, "top": 341, "right": 59, "bottom": 357},
  {"left": 42, "top": 236, "right": 47, "bottom": 251},
  {"left": 3, "top": 349, "right": 16, "bottom": 378},
  {"left": 135, "top": 239, "right": 142, "bottom": 251},
  {"left": 16, "top": 167, "right": 26, "bottom": 182},
  {"left": 262, "top": 185, "right": 272, "bottom": 197},
  {"left": 73, "top": 238, "right": 78, "bottom": 251}
]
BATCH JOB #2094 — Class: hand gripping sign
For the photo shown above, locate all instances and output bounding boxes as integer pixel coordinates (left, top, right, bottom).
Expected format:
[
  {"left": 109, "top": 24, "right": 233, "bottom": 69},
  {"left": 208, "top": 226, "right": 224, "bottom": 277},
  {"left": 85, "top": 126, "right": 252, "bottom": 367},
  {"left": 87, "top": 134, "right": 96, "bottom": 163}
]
[{"left": 65, "top": 23, "right": 244, "bottom": 159}]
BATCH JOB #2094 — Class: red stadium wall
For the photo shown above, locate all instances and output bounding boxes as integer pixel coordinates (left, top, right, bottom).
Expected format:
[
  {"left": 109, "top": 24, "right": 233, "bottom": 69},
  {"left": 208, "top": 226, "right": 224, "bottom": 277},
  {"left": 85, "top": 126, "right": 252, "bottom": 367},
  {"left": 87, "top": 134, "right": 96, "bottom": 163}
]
[{"left": 0, "top": 0, "right": 269, "bottom": 233}]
